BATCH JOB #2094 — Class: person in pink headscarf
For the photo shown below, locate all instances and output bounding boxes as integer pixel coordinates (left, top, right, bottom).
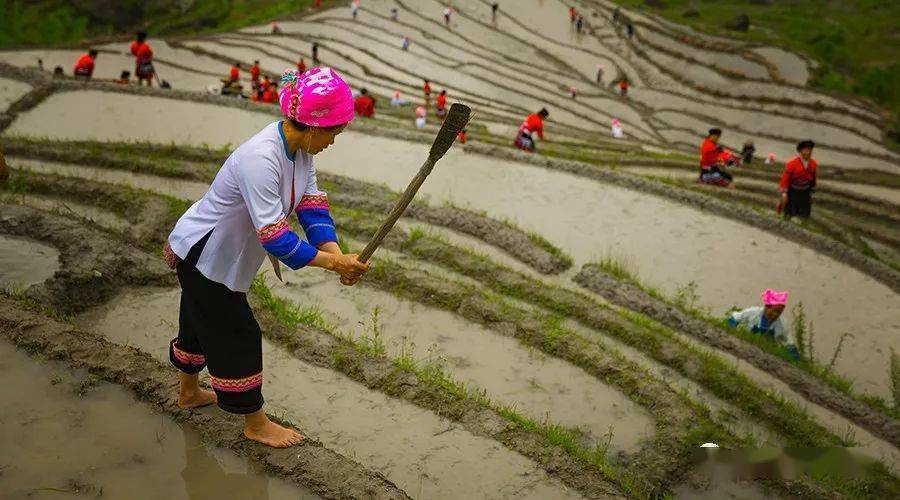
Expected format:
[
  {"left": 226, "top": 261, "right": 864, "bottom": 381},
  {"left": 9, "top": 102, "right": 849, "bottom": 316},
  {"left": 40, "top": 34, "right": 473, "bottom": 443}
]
[
  {"left": 728, "top": 289, "right": 800, "bottom": 360},
  {"left": 163, "top": 67, "right": 369, "bottom": 449}
]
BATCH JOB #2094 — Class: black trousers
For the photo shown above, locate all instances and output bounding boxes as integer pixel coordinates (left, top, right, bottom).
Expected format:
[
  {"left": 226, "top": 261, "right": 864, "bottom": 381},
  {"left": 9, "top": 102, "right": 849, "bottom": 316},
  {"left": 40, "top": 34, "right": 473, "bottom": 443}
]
[
  {"left": 169, "top": 232, "right": 264, "bottom": 414},
  {"left": 785, "top": 188, "right": 812, "bottom": 218}
]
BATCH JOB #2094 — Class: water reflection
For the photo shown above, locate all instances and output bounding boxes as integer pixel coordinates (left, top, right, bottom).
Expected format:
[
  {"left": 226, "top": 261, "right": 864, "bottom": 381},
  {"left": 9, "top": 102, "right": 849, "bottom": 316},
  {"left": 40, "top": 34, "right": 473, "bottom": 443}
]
[{"left": 180, "top": 425, "right": 270, "bottom": 500}]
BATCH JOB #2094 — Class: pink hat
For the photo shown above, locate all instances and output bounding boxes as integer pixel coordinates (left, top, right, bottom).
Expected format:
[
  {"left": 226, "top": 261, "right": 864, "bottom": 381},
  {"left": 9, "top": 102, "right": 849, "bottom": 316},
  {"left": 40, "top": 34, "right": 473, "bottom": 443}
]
[
  {"left": 762, "top": 289, "right": 788, "bottom": 306},
  {"left": 611, "top": 118, "right": 621, "bottom": 126},
  {"left": 279, "top": 67, "right": 354, "bottom": 128},
  {"left": 415, "top": 106, "right": 426, "bottom": 118}
]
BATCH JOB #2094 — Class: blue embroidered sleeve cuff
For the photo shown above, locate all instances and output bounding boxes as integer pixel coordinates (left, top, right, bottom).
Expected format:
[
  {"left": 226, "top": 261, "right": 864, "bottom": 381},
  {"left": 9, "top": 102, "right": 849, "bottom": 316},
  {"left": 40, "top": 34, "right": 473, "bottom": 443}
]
[
  {"left": 296, "top": 195, "right": 338, "bottom": 247},
  {"left": 260, "top": 227, "right": 318, "bottom": 270}
]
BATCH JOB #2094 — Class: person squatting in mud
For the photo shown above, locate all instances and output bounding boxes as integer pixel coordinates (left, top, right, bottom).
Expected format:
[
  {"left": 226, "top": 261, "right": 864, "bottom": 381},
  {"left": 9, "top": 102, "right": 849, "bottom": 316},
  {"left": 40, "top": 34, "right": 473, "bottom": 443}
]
[
  {"left": 698, "top": 128, "right": 736, "bottom": 188},
  {"left": 514, "top": 107, "right": 549, "bottom": 153},
  {"left": 163, "top": 67, "right": 370, "bottom": 448},
  {"left": 728, "top": 289, "right": 801, "bottom": 360},
  {"left": 777, "top": 140, "right": 817, "bottom": 219}
]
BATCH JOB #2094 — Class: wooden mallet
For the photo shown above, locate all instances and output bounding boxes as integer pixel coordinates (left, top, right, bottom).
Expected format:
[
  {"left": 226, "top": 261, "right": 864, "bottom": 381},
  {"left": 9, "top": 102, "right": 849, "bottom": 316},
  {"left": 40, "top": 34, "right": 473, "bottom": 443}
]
[{"left": 357, "top": 103, "right": 471, "bottom": 264}]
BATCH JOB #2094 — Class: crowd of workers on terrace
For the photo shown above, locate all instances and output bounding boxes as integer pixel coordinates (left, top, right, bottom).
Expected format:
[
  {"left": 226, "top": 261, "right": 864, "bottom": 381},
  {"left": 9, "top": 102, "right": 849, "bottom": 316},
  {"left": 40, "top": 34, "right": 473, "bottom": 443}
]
[{"left": 42, "top": 1, "right": 823, "bottom": 360}]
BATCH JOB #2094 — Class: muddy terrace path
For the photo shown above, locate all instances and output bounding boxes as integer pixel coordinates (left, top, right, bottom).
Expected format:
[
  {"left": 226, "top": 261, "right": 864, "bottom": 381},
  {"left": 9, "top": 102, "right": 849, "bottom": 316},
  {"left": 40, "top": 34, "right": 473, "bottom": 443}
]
[{"left": 1, "top": 1, "right": 900, "bottom": 498}]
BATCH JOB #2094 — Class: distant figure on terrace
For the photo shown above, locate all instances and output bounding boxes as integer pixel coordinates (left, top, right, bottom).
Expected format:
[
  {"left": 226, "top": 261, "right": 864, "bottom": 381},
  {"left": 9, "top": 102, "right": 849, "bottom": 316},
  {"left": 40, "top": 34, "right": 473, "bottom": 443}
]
[
  {"left": 492, "top": 3, "right": 499, "bottom": 23},
  {"left": 390, "top": 7, "right": 399, "bottom": 21},
  {"left": 297, "top": 58, "right": 306, "bottom": 73},
  {"left": 415, "top": 106, "right": 427, "bottom": 128},
  {"left": 443, "top": 7, "right": 452, "bottom": 26},
  {"left": 613, "top": 7, "right": 620, "bottom": 24},
  {"left": 626, "top": 21, "right": 634, "bottom": 40},
  {"left": 514, "top": 108, "right": 549, "bottom": 153},
  {"left": 778, "top": 140, "right": 817, "bottom": 219},
  {"left": 312, "top": 42, "right": 320, "bottom": 65},
  {"left": 391, "top": 91, "right": 406, "bottom": 106},
  {"left": 116, "top": 70, "right": 131, "bottom": 85},
  {"left": 728, "top": 289, "right": 800, "bottom": 361},
  {"left": 619, "top": 78, "right": 628, "bottom": 97},
  {"left": 250, "top": 60, "right": 261, "bottom": 91},
  {"left": 458, "top": 128, "right": 468, "bottom": 144},
  {"left": 699, "top": 128, "right": 734, "bottom": 188},
  {"left": 576, "top": 16, "right": 584, "bottom": 34},
  {"left": 351, "top": 0, "right": 359, "bottom": 20},
  {"left": 261, "top": 81, "right": 278, "bottom": 103},
  {"left": 423, "top": 79, "right": 432, "bottom": 105},
  {"left": 569, "top": 6, "right": 578, "bottom": 25},
  {"left": 596, "top": 64, "right": 604, "bottom": 84},
  {"left": 611, "top": 118, "right": 624, "bottom": 138},
  {"left": 73, "top": 49, "right": 98, "bottom": 80},
  {"left": 52, "top": 66, "right": 64, "bottom": 79},
  {"left": 570, "top": 86, "right": 577, "bottom": 99},
  {"left": 130, "top": 31, "right": 155, "bottom": 86},
  {"left": 741, "top": 140, "right": 756, "bottom": 165},
  {"left": 765, "top": 152, "right": 776, "bottom": 165},
  {"left": 271, "top": 22, "right": 281, "bottom": 34},
  {"left": 436, "top": 90, "right": 448, "bottom": 120},
  {"left": 222, "top": 62, "right": 241, "bottom": 94},
  {"left": 401, "top": 36, "right": 411, "bottom": 51},
  {"left": 354, "top": 88, "right": 375, "bottom": 117}
]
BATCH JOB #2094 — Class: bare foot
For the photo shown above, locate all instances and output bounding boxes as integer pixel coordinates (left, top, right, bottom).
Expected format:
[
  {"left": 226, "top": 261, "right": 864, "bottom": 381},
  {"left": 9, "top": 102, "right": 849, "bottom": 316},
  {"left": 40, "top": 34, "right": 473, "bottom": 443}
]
[
  {"left": 178, "top": 387, "right": 217, "bottom": 409},
  {"left": 244, "top": 412, "right": 304, "bottom": 448}
]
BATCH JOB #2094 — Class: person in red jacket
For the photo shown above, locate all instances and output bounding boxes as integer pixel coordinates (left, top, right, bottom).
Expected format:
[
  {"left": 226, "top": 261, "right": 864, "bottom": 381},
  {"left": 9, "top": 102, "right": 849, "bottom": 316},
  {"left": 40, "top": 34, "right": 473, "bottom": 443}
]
[
  {"left": 228, "top": 63, "right": 241, "bottom": 83},
  {"left": 249, "top": 60, "right": 261, "bottom": 90},
  {"left": 698, "top": 128, "right": 733, "bottom": 187},
  {"left": 778, "top": 140, "right": 817, "bottom": 218},
  {"left": 423, "top": 79, "right": 432, "bottom": 106},
  {"left": 73, "top": 49, "right": 98, "bottom": 80},
  {"left": 619, "top": 78, "right": 628, "bottom": 97},
  {"left": 297, "top": 58, "right": 306, "bottom": 73},
  {"left": 354, "top": 88, "right": 375, "bottom": 117},
  {"left": 261, "top": 81, "right": 278, "bottom": 104},
  {"left": 514, "top": 108, "right": 549, "bottom": 152},
  {"left": 130, "top": 31, "right": 155, "bottom": 86},
  {"left": 435, "top": 89, "right": 447, "bottom": 120}
]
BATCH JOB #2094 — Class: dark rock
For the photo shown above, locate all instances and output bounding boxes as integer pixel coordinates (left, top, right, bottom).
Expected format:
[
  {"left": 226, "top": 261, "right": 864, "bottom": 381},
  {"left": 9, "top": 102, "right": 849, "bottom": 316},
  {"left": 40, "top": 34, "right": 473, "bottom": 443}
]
[
  {"left": 683, "top": 8, "right": 700, "bottom": 18},
  {"left": 725, "top": 14, "right": 750, "bottom": 31}
]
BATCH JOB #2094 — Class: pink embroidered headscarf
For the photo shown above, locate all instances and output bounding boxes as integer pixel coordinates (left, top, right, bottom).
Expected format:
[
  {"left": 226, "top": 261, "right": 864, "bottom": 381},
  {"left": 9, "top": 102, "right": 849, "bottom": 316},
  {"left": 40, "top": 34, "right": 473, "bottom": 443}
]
[
  {"left": 762, "top": 288, "right": 789, "bottom": 306},
  {"left": 279, "top": 67, "right": 354, "bottom": 128}
]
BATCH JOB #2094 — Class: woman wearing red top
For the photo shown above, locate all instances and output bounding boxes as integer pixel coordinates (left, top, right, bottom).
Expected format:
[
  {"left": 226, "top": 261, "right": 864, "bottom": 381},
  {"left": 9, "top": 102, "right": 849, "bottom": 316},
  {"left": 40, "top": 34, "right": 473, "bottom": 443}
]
[
  {"left": 514, "top": 108, "right": 548, "bottom": 152},
  {"left": 778, "top": 140, "right": 817, "bottom": 218},
  {"left": 435, "top": 90, "right": 447, "bottom": 120},
  {"left": 130, "top": 31, "right": 155, "bottom": 86},
  {"left": 261, "top": 81, "right": 278, "bottom": 104},
  {"left": 297, "top": 58, "right": 306, "bottom": 73},
  {"left": 698, "top": 128, "right": 734, "bottom": 187},
  {"left": 73, "top": 50, "right": 98, "bottom": 80},
  {"left": 619, "top": 78, "right": 628, "bottom": 97},
  {"left": 353, "top": 88, "right": 375, "bottom": 117},
  {"left": 423, "top": 79, "right": 432, "bottom": 105},
  {"left": 250, "top": 60, "right": 261, "bottom": 90}
]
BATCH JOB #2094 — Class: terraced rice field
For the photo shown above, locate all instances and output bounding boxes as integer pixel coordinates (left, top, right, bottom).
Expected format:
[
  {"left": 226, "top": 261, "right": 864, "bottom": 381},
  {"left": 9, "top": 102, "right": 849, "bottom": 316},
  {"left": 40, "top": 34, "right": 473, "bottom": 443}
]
[{"left": 1, "top": 1, "right": 898, "bottom": 498}]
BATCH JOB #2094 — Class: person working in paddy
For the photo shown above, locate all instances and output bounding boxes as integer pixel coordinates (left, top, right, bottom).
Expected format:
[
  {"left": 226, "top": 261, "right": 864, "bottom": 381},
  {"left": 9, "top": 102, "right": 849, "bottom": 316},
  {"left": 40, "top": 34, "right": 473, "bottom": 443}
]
[
  {"left": 778, "top": 140, "right": 818, "bottom": 219},
  {"left": 130, "top": 30, "right": 155, "bottom": 86},
  {"left": 354, "top": 88, "right": 375, "bottom": 117},
  {"left": 698, "top": 128, "right": 734, "bottom": 187},
  {"left": 514, "top": 107, "right": 549, "bottom": 152},
  {"left": 73, "top": 49, "right": 98, "bottom": 80},
  {"left": 163, "top": 67, "right": 370, "bottom": 448},
  {"left": 250, "top": 60, "right": 261, "bottom": 91},
  {"left": 728, "top": 289, "right": 800, "bottom": 360}
]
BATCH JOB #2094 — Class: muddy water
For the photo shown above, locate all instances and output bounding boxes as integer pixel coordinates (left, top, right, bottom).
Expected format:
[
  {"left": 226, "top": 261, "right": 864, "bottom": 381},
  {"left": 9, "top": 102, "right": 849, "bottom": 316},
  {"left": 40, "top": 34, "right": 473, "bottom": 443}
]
[
  {"left": 752, "top": 47, "right": 809, "bottom": 86},
  {"left": 638, "top": 27, "right": 770, "bottom": 80},
  {"left": 269, "top": 270, "right": 654, "bottom": 453},
  {"left": 0, "top": 76, "right": 31, "bottom": 111},
  {"left": 79, "top": 288, "right": 586, "bottom": 500},
  {"left": 0, "top": 234, "right": 59, "bottom": 290},
  {"left": 0, "top": 340, "right": 318, "bottom": 500},
  {"left": 5, "top": 90, "right": 275, "bottom": 148},
  {"left": 314, "top": 132, "right": 900, "bottom": 399},
  {"left": 7, "top": 193, "right": 131, "bottom": 232},
  {"left": 99, "top": 39, "right": 229, "bottom": 76},
  {"left": 11, "top": 157, "right": 210, "bottom": 202}
]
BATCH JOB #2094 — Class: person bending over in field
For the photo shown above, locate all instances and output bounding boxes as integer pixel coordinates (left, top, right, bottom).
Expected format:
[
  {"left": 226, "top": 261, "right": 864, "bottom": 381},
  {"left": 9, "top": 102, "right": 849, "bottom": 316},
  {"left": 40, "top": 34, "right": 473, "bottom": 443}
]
[{"left": 728, "top": 289, "right": 800, "bottom": 360}]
